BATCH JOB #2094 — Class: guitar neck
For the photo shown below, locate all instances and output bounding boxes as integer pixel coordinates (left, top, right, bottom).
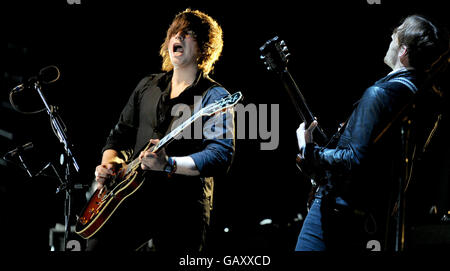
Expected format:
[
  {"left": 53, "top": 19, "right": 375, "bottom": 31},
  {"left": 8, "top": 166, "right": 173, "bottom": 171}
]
[
  {"left": 259, "top": 36, "right": 329, "bottom": 144},
  {"left": 280, "top": 68, "right": 328, "bottom": 142},
  {"left": 125, "top": 107, "right": 206, "bottom": 172}
]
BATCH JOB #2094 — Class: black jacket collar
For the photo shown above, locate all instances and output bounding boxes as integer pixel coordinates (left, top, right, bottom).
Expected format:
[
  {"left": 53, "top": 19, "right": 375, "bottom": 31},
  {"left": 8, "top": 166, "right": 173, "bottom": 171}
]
[{"left": 158, "top": 70, "right": 219, "bottom": 106}]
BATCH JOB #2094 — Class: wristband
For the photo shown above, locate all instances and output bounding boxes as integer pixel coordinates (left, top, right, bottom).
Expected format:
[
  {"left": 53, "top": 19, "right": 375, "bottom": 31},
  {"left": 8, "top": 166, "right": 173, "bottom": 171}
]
[{"left": 164, "top": 156, "right": 177, "bottom": 177}]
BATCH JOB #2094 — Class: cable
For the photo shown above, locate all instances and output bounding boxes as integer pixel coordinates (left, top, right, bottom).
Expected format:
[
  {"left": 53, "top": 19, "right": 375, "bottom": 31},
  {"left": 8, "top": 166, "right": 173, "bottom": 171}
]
[{"left": 9, "top": 86, "right": 48, "bottom": 114}]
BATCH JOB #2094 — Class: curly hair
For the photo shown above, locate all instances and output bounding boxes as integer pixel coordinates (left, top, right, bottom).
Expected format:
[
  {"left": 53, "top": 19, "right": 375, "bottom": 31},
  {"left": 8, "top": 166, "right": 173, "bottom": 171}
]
[
  {"left": 160, "top": 9, "right": 223, "bottom": 75},
  {"left": 395, "top": 15, "right": 449, "bottom": 73}
]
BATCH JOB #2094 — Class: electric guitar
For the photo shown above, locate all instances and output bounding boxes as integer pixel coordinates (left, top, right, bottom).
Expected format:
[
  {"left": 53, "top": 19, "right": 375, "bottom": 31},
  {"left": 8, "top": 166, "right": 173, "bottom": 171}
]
[
  {"left": 75, "top": 91, "right": 243, "bottom": 239},
  {"left": 260, "top": 36, "right": 330, "bottom": 206}
]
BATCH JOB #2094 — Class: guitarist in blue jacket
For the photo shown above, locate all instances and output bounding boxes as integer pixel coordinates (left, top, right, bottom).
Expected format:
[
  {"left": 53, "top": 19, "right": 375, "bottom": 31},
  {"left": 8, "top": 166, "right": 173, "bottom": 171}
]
[{"left": 295, "top": 15, "right": 449, "bottom": 251}]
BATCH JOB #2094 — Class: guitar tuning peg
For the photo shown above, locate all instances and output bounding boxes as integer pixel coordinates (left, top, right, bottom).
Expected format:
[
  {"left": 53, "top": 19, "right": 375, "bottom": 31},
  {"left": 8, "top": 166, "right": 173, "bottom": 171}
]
[
  {"left": 282, "top": 46, "right": 289, "bottom": 52},
  {"left": 280, "top": 40, "right": 286, "bottom": 46},
  {"left": 266, "top": 66, "right": 272, "bottom": 71},
  {"left": 285, "top": 53, "right": 291, "bottom": 58},
  {"left": 260, "top": 55, "right": 265, "bottom": 59}
]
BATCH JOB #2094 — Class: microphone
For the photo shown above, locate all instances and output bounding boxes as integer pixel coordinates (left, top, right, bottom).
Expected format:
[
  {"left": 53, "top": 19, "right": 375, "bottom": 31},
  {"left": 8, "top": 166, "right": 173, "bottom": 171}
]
[
  {"left": 4, "top": 142, "right": 34, "bottom": 157},
  {"left": 11, "top": 83, "right": 25, "bottom": 93},
  {"left": 10, "top": 65, "right": 60, "bottom": 93}
]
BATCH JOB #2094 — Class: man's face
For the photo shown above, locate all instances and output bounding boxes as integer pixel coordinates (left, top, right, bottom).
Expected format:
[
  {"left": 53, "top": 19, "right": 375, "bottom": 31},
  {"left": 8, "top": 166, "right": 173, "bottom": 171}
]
[
  {"left": 384, "top": 27, "right": 401, "bottom": 69},
  {"left": 168, "top": 30, "right": 199, "bottom": 70}
]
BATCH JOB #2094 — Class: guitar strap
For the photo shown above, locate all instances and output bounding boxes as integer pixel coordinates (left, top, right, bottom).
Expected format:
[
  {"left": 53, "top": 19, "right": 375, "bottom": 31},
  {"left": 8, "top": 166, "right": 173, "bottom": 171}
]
[
  {"left": 373, "top": 77, "right": 418, "bottom": 144},
  {"left": 388, "top": 77, "right": 418, "bottom": 93}
]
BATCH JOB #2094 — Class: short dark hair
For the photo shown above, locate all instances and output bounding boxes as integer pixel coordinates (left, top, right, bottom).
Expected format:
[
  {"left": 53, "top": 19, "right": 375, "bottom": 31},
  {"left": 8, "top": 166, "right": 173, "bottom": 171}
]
[
  {"left": 160, "top": 9, "right": 223, "bottom": 75},
  {"left": 395, "top": 15, "right": 449, "bottom": 73}
]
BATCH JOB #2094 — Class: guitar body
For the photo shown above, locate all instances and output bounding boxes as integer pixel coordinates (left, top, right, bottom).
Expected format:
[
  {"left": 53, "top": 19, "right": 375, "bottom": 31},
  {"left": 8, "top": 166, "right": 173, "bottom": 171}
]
[{"left": 75, "top": 168, "right": 143, "bottom": 239}]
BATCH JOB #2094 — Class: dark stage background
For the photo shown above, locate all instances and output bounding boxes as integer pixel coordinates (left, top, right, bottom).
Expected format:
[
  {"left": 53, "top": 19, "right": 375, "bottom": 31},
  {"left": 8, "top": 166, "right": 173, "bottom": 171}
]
[{"left": 1, "top": 0, "right": 449, "bottom": 252}]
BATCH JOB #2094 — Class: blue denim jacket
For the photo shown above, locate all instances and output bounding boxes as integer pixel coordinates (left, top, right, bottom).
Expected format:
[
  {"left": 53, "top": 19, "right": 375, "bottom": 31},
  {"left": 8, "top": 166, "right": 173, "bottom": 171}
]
[{"left": 305, "top": 68, "right": 418, "bottom": 209}]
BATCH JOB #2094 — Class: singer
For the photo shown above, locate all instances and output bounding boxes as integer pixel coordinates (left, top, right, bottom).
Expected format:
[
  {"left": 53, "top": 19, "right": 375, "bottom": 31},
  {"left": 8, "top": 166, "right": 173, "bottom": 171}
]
[{"left": 86, "top": 9, "right": 235, "bottom": 252}]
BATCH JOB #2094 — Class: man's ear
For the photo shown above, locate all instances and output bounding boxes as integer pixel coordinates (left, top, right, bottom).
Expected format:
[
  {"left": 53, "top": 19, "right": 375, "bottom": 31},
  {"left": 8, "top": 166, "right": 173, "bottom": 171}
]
[
  {"left": 398, "top": 45, "right": 408, "bottom": 56},
  {"left": 398, "top": 45, "right": 408, "bottom": 59},
  {"left": 399, "top": 45, "right": 409, "bottom": 66}
]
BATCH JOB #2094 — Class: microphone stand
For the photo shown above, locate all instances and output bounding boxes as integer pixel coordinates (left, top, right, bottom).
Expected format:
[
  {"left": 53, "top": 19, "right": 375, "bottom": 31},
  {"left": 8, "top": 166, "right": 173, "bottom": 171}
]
[
  {"left": 16, "top": 152, "right": 33, "bottom": 178},
  {"left": 32, "top": 81, "right": 80, "bottom": 251},
  {"left": 394, "top": 123, "right": 408, "bottom": 252},
  {"left": 2, "top": 145, "right": 34, "bottom": 178}
]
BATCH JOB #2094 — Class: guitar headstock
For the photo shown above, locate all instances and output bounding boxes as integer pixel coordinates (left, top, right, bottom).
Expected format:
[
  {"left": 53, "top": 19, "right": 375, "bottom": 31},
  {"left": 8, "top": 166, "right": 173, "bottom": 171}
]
[
  {"left": 260, "top": 36, "right": 290, "bottom": 74},
  {"left": 202, "top": 91, "right": 243, "bottom": 116}
]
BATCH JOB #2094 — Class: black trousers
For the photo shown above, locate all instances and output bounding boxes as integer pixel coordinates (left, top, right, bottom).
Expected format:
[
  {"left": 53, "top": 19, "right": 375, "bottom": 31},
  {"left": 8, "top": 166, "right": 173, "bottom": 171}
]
[{"left": 85, "top": 176, "right": 211, "bottom": 252}]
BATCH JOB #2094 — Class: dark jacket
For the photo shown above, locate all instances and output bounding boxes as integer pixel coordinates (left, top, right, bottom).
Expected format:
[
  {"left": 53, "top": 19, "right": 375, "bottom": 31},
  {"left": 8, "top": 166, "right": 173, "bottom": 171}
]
[{"left": 305, "top": 68, "right": 418, "bottom": 211}]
